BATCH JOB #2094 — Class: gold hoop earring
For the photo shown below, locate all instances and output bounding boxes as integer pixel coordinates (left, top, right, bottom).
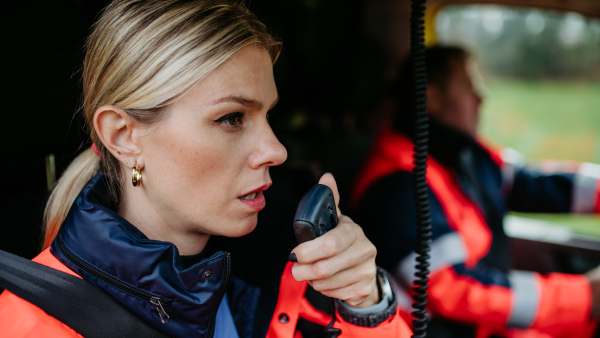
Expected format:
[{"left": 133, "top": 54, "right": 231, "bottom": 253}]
[{"left": 132, "top": 163, "right": 142, "bottom": 187}]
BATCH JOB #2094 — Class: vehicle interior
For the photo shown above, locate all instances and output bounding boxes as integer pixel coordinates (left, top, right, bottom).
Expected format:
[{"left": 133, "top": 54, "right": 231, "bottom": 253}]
[{"left": 2, "top": 0, "right": 599, "bottom": 304}]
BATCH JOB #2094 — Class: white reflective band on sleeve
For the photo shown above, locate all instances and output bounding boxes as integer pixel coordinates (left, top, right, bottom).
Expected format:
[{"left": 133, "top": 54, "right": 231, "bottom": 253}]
[
  {"left": 395, "top": 232, "right": 467, "bottom": 287},
  {"left": 501, "top": 148, "right": 526, "bottom": 196},
  {"left": 572, "top": 162, "right": 600, "bottom": 213},
  {"left": 507, "top": 271, "right": 540, "bottom": 329}
]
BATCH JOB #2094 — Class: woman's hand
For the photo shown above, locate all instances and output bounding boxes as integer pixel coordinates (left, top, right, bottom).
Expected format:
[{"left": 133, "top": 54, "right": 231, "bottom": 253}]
[{"left": 290, "top": 173, "right": 380, "bottom": 308}]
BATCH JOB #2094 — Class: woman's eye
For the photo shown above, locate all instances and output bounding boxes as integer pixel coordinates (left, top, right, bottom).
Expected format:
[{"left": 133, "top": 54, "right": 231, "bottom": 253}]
[{"left": 216, "top": 113, "right": 243, "bottom": 128}]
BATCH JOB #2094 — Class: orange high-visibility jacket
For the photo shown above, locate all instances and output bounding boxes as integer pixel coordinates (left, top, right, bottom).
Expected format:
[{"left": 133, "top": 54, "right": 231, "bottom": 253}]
[
  {"left": 352, "top": 127, "right": 599, "bottom": 338},
  {"left": 0, "top": 174, "right": 412, "bottom": 338},
  {"left": 0, "top": 251, "right": 411, "bottom": 338}
]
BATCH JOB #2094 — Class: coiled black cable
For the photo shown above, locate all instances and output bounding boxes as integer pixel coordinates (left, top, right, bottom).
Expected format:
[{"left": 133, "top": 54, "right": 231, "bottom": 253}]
[{"left": 409, "top": 0, "right": 432, "bottom": 337}]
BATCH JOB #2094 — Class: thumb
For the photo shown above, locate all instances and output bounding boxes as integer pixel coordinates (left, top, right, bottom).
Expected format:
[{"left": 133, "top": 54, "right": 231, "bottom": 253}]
[{"left": 318, "top": 173, "right": 342, "bottom": 216}]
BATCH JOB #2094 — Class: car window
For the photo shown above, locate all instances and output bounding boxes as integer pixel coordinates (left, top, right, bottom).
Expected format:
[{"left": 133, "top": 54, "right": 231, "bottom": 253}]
[
  {"left": 436, "top": 5, "right": 600, "bottom": 236},
  {"left": 436, "top": 5, "right": 600, "bottom": 163}
]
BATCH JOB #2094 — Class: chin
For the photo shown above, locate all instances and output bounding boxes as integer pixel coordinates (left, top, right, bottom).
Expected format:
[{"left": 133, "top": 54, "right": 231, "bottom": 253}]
[{"left": 224, "top": 214, "right": 258, "bottom": 238}]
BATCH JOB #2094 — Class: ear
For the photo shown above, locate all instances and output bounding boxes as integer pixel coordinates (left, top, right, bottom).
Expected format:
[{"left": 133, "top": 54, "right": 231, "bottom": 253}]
[
  {"left": 93, "top": 105, "right": 144, "bottom": 168},
  {"left": 427, "top": 84, "right": 443, "bottom": 119}
]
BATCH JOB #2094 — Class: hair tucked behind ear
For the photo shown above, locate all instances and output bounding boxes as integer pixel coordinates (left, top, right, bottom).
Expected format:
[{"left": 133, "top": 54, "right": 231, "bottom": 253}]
[{"left": 42, "top": 0, "right": 281, "bottom": 250}]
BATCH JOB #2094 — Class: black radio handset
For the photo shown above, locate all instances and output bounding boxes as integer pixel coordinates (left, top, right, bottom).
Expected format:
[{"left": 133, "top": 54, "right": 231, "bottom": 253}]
[
  {"left": 292, "top": 184, "right": 341, "bottom": 338},
  {"left": 293, "top": 184, "right": 338, "bottom": 244}
]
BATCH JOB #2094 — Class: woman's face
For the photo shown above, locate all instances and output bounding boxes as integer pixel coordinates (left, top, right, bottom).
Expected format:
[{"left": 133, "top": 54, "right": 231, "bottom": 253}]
[{"left": 135, "top": 45, "right": 286, "bottom": 238}]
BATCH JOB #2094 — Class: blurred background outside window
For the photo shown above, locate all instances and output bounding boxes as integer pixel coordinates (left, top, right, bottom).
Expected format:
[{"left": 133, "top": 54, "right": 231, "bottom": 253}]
[{"left": 436, "top": 5, "right": 600, "bottom": 238}]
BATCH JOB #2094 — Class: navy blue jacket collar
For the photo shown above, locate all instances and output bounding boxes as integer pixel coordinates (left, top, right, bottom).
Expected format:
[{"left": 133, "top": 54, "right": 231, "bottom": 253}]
[{"left": 51, "top": 174, "right": 230, "bottom": 338}]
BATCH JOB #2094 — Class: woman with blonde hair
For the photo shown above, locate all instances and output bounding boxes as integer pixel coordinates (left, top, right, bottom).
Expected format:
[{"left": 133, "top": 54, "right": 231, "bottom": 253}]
[{"left": 0, "top": 0, "right": 411, "bottom": 337}]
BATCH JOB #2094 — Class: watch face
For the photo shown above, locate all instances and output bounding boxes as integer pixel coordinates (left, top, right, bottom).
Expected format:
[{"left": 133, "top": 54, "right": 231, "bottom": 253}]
[{"left": 378, "top": 271, "right": 394, "bottom": 302}]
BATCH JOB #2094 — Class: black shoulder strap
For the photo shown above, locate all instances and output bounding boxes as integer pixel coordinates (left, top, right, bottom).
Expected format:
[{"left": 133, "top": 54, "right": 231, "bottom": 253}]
[{"left": 0, "top": 249, "right": 170, "bottom": 338}]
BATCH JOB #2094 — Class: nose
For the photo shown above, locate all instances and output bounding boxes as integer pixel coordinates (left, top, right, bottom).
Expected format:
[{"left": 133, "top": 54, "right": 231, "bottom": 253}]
[{"left": 248, "top": 122, "right": 287, "bottom": 169}]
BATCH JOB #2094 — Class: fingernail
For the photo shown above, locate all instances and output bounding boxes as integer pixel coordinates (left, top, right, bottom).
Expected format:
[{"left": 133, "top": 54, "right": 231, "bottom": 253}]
[
  {"left": 324, "top": 172, "right": 332, "bottom": 176},
  {"left": 288, "top": 253, "right": 298, "bottom": 262}
]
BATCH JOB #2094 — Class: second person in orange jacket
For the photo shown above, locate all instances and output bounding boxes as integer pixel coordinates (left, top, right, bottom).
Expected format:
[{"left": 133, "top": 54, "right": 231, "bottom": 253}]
[{"left": 353, "top": 45, "right": 600, "bottom": 338}]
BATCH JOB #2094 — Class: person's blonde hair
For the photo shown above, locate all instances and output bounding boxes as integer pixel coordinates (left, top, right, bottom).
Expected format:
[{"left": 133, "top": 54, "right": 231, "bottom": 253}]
[{"left": 43, "top": 0, "right": 281, "bottom": 249}]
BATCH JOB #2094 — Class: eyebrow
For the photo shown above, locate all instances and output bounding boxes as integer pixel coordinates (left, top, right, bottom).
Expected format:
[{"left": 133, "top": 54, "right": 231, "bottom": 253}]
[{"left": 211, "top": 95, "right": 279, "bottom": 110}]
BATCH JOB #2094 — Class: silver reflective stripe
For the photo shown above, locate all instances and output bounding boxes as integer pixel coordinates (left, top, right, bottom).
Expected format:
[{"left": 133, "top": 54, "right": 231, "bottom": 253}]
[
  {"left": 395, "top": 232, "right": 467, "bottom": 286},
  {"left": 507, "top": 271, "right": 540, "bottom": 329},
  {"left": 501, "top": 148, "right": 526, "bottom": 196},
  {"left": 572, "top": 162, "right": 600, "bottom": 213}
]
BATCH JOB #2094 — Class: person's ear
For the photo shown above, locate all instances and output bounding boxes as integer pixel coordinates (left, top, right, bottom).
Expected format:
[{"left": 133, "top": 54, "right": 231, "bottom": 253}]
[
  {"left": 427, "top": 84, "right": 443, "bottom": 119},
  {"left": 93, "top": 105, "right": 144, "bottom": 168}
]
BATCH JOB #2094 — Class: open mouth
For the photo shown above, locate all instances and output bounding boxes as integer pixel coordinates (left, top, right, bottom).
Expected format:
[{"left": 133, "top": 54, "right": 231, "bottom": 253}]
[
  {"left": 238, "top": 184, "right": 271, "bottom": 211},
  {"left": 242, "top": 192, "right": 258, "bottom": 200},
  {"left": 238, "top": 191, "right": 266, "bottom": 211}
]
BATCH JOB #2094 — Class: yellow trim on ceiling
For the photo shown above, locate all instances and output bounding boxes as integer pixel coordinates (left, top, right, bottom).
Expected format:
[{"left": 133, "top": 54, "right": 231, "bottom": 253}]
[{"left": 425, "top": 2, "right": 444, "bottom": 46}]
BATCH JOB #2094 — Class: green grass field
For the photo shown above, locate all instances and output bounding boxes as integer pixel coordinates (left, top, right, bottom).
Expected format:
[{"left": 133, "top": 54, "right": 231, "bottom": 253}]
[
  {"left": 479, "top": 78, "right": 600, "bottom": 236},
  {"left": 480, "top": 78, "right": 600, "bottom": 163}
]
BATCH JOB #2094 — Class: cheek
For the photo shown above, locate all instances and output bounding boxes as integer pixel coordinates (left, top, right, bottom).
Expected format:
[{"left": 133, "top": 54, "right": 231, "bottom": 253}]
[
  {"left": 441, "top": 95, "right": 463, "bottom": 121},
  {"left": 141, "top": 121, "right": 248, "bottom": 232},
  {"left": 454, "top": 95, "right": 477, "bottom": 120}
]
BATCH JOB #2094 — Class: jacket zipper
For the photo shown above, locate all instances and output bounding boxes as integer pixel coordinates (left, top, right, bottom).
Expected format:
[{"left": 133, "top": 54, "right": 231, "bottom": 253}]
[
  {"left": 56, "top": 235, "right": 172, "bottom": 324},
  {"left": 206, "top": 252, "right": 231, "bottom": 338}
]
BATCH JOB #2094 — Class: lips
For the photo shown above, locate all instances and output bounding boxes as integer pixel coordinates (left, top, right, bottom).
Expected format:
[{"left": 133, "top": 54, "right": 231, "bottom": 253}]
[
  {"left": 238, "top": 183, "right": 271, "bottom": 211},
  {"left": 238, "top": 191, "right": 266, "bottom": 211}
]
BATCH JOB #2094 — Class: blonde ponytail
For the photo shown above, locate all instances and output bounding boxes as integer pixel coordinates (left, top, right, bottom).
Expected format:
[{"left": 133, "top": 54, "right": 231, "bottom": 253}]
[
  {"left": 43, "top": 148, "right": 100, "bottom": 249},
  {"left": 42, "top": 0, "right": 280, "bottom": 250}
]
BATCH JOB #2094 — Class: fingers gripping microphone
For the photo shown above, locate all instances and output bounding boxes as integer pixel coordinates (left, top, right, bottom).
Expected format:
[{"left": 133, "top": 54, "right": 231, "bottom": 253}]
[{"left": 293, "top": 184, "right": 341, "bottom": 337}]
